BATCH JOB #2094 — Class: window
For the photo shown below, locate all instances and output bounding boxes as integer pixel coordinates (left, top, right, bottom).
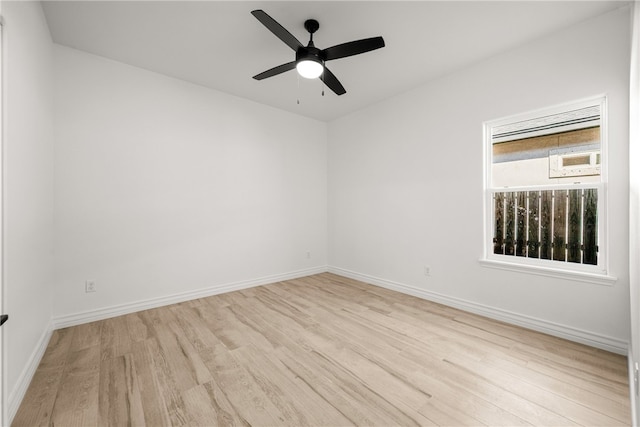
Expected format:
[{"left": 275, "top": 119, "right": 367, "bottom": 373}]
[{"left": 483, "top": 96, "right": 613, "bottom": 282}]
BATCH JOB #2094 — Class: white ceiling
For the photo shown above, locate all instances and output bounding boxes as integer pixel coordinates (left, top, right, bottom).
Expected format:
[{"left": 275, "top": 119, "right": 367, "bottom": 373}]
[{"left": 41, "top": 1, "right": 628, "bottom": 122}]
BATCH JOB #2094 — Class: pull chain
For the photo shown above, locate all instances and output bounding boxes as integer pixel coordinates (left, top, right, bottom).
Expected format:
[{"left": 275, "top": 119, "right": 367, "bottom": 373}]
[{"left": 296, "top": 70, "right": 326, "bottom": 102}]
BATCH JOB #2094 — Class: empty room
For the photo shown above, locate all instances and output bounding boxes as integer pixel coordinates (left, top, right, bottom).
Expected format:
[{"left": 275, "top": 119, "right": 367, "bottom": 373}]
[{"left": 2, "top": 0, "right": 640, "bottom": 425}]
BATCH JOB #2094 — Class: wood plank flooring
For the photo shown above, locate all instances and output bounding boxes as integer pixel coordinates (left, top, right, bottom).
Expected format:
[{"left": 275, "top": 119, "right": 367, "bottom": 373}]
[{"left": 13, "top": 273, "right": 630, "bottom": 426}]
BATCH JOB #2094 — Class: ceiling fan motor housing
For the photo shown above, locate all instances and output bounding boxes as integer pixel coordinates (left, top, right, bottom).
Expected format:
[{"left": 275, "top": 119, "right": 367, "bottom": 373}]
[{"left": 296, "top": 45, "right": 324, "bottom": 66}]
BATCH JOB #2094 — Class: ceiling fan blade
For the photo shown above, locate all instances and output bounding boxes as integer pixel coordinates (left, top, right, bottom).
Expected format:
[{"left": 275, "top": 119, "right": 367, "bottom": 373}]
[
  {"left": 322, "top": 37, "right": 385, "bottom": 61},
  {"left": 253, "top": 61, "right": 297, "bottom": 80},
  {"left": 320, "top": 67, "right": 346, "bottom": 96},
  {"left": 251, "top": 10, "right": 303, "bottom": 52}
]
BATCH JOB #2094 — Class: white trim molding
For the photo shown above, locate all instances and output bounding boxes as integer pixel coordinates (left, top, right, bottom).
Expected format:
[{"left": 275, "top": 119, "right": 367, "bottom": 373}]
[
  {"left": 52, "top": 266, "right": 328, "bottom": 329},
  {"left": 629, "top": 2, "right": 640, "bottom": 425},
  {"left": 8, "top": 321, "right": 53, "bottom": 424},
  {"left": 329, "top": 266, "right": 628, "bottom": 355},
  {"left": 629, "top": 349, "right": 638, "bottom": 427},
  {"left": 479, "top": 258, "right": 617, "bottom": 286}
]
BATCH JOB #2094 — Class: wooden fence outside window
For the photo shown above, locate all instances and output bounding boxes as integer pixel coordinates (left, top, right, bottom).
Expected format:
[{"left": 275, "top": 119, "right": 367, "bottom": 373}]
[{"left": 492, "top": 187, "right": 598, "bottom": 265}]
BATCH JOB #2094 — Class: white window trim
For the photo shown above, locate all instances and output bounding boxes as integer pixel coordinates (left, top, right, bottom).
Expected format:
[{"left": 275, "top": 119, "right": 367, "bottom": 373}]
[
  {"left": 481, "top": 95, "right": 616, "bottom": 286},
  {"left": 478, "top": 259, "right": 616, "bottom": 286}
]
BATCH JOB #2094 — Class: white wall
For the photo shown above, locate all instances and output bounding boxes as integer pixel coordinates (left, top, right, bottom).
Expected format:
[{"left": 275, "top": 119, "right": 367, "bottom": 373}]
[
  {"left": 53, "top": 45, "right": 327, "bottom": 320},
  {"left": 328, "top": 7, "right": 631, "bottom": 351},
  {"left": 2, "top": 1, "right": 55, "bottom": 422}
]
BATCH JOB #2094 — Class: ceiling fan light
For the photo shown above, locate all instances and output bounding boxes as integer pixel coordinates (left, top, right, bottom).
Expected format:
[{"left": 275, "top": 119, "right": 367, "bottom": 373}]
[{"left": 296, "top": 59, "right": 323, "bottom": 79}]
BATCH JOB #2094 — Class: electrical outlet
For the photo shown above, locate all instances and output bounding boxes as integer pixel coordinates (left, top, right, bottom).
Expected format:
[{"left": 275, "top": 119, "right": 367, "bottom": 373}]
[
  {"left": 424, "top": 266, "right": 431, "bottom": 277},
  {"left": 306, "top": 251, "right": 311, "bottom": 259},
  {"left": 85, "top": 280, "right": 96, "bottom": 293}
]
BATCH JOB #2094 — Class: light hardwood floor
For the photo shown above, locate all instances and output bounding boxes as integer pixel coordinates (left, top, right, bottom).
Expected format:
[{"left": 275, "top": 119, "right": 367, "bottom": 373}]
[{"left": 13, "top": 273, "right": 630, "bottom": 426}]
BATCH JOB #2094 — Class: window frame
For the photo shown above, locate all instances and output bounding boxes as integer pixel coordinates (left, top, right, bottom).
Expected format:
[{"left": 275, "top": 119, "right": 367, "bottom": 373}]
[{"left": 481, "top": 95, "right": 616, "bottom": 285}]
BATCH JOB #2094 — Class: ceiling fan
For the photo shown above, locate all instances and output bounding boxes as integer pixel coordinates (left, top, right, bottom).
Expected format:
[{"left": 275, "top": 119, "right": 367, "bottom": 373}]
[{"left": 251, "top": 9, "right": 385, "bottom": 96}]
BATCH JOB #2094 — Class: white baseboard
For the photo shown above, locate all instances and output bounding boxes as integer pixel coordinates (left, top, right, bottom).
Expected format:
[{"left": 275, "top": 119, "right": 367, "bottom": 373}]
[
  {"left": 52, "top": 266, "right": 328, "bottom": 330},
  {"left": 328, "top": 266, "right": 629, "bottom": 355},
  {"left": 8, "top": 320, "right": 53, "bottom": 425}
]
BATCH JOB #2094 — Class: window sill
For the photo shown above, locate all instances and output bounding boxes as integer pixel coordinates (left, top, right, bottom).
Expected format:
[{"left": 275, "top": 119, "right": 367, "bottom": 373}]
[{"left": 478, "top": 258, "right": 617, "bottom": 286}]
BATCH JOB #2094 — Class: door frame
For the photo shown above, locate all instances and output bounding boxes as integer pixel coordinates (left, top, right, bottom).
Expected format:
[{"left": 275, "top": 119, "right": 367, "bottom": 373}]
[
  {"left": 0, "top": 6, "right": 5, "bottom": 426},
  {"left": 630, "top": 2, "right": 640, "bottom": 425}
]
